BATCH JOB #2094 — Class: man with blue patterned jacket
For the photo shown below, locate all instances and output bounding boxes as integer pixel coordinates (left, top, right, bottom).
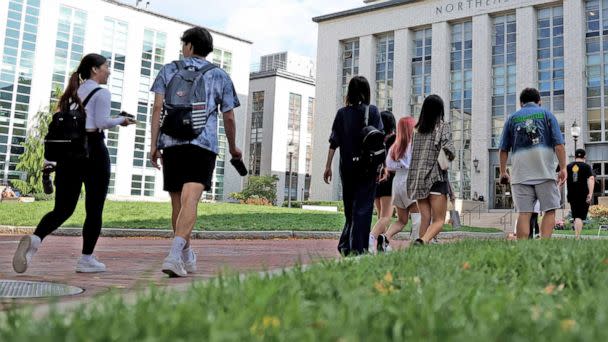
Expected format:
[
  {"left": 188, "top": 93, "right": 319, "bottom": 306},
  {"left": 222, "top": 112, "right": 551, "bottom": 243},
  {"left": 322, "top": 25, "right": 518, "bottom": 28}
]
[
  {"left": 499, "top": 87, "right": 566, "bottom": 239},
  {"left": 150, "top": 27, "right": 242, "bottom": 277}
]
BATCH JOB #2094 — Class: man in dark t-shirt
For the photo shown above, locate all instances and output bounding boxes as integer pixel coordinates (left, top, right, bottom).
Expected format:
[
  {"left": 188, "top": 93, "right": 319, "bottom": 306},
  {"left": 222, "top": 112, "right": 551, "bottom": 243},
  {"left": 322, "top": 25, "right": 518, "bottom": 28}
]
[{"left": 566, "top": 149, "right": 595, "bottom": 239}]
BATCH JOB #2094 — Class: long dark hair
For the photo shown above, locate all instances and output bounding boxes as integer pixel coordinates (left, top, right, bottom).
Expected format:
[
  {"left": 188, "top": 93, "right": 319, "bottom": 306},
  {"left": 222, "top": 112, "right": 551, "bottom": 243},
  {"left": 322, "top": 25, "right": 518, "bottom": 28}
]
[
  {"left": 59, "top": 53, "right": 107, "bottom": 113},
  {"left": 380, "top": 111, "right": 396, "bottom": 135},
  {"left": 345, "top": 76, "right": 370, "bottom": 106},
  {"left": 415, "top": 94, "right": 445, "bottom": 134}
]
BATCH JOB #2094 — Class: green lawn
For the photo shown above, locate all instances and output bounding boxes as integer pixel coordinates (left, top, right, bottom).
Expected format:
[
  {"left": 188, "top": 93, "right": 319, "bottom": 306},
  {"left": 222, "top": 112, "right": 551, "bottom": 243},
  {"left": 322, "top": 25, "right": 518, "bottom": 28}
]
[
  {"left": 2, "top": 239, "right": 608, "bottom": 341},
  {"left": 0, "top": 201, "right": 501, "bottom": 233}
]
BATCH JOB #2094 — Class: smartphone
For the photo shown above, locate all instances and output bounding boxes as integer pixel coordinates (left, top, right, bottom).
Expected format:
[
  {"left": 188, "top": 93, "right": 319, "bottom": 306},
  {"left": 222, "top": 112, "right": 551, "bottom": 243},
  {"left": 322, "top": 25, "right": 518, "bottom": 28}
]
[{"left": 230, "top": 158, "right": 248, "bottom": 176}]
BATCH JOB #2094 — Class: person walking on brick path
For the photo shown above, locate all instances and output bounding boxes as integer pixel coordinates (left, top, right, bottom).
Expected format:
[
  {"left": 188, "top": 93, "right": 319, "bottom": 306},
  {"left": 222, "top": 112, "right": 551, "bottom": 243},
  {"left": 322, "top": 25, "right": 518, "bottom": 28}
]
[
  {"left": 407, "top": 95, "right": 455, "bottom": 246},
  {"left": 369, "top": 110, "right": 397, "bottom": 253},
  {"left": 149, "top": 27, "right": 242, "bottom": 277},
  {"left": 567, "top": 149, "right": 595, "bottom": 239},
  {"left": 498, "top": 87, "right": 566, "bottom": 239},
  {"left": 324, "top": 76, "right": 384, "bottom": 256},
  {"left": 12, "top": 53, "right": 136, "bottom": 274},
  {"left": 370, "top": 116, "right": 420, "bottom": 252}
]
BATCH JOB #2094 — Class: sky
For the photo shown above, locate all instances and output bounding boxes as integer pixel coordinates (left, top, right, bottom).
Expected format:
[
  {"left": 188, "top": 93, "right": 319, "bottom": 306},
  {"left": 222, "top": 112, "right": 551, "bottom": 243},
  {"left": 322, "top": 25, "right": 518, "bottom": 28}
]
[{"left": 117, "top": 0, "right": 362, "bottom": 63}]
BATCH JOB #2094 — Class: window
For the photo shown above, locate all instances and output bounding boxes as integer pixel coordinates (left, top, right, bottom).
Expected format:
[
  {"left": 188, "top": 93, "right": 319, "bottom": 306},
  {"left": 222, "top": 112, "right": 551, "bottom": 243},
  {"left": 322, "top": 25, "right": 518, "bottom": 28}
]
[
  {"left": 449, "top": 21, "right": 473, "bottom": 199},
  {"left": 133, "top": 29, "right": 166, "bottom": 169},
  {"left": 101, "top": 17, "right": 129, "bottom": 166},
  {"left": 491, "top": 14, "right": 516, "bottom": 148},
  {"left": 341, "top": 39, "right": 359, "bottom": 98},
  {"left": 585, "top": 0, "right": 608, "bottom": 141},
  {"left": 411, "top": 28, "right": 432, "bottom": 116},
  {"left": 285, "top": 93, "right": 301, "bottom": 201},
  {"left": 305, "top": 97, "right": 315, "bottom": 200},
  {"left": 0, "top": 0, "right": 40, "bottom": 183},
  {"left": 537, "top": 6, "right": 565, "bottom": 134},
  {"left": 375, "top": 33, "right": 394, "bottom": 111},
  {"left": 51, "top": 6, "right": 87, "bottom": 97},
  {"left": 249, "top": 91, "right": 264, "bottom": 176}
]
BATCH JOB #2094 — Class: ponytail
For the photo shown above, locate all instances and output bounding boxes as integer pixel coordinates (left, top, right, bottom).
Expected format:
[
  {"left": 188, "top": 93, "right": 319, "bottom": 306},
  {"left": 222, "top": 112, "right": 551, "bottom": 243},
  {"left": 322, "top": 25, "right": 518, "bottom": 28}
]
[
  {"left": 58, "top": 53, "right": 107, "bottom": 113},
  {"left": 58, "top": 72, "right": 83, "bottom": 113}
]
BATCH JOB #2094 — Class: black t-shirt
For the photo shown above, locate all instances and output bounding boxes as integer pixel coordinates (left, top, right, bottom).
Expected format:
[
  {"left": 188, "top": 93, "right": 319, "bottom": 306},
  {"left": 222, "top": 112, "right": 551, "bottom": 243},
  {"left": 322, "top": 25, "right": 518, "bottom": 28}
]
[{"left": 566, "top": 161, "right": 594, "bottom": 201}]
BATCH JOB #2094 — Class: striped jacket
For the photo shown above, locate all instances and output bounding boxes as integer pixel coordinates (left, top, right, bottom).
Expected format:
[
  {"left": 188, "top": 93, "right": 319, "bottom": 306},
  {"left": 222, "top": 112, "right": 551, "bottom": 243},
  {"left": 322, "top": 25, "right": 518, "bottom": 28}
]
[{"left": 407, "top": 121, "right": 455, "bottom": 200}]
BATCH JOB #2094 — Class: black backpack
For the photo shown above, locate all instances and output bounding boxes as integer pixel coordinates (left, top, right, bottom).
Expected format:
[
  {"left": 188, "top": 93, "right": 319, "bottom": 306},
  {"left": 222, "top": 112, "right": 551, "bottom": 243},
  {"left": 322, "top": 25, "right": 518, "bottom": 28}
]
[
  {"left": 44, "top": 87, "right": 101, "bottom": 162},
  {"left": 353, "top": 105, "right": 385, "bottom": 175},
  {"left": 160, "top": 60, "right": 217, "bottom": 140}
]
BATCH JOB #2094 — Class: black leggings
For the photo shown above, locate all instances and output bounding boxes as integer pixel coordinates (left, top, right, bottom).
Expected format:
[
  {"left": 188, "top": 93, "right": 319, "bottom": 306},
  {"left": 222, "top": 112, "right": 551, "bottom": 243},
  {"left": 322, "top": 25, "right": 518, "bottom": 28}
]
[{"left": 34, "top": 132, "right": 110, "bottom": 254}]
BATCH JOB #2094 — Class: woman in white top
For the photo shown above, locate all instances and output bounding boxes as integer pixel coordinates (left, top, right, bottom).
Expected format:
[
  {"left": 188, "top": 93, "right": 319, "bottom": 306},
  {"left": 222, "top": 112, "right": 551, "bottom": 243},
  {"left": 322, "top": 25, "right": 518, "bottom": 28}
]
[{"left": 371, "top": 116, "right": 420, "bottom": 252}]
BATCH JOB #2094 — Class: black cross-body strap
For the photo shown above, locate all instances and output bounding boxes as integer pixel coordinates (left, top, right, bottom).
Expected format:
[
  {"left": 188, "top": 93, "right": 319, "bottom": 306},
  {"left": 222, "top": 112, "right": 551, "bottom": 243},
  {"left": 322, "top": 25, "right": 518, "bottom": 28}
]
[{"left": 82, "top": 87, "right": 102, "bottom": 107}]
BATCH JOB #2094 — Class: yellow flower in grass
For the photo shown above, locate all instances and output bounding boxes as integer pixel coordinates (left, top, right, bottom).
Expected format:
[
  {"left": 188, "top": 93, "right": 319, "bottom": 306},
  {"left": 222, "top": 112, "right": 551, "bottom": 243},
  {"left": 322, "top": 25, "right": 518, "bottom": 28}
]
[
  {"left": 250, "top": 316, "right": 281, "bottom": 337},
  {"left": 262, "top": 316, "right": 281, "bottom": 329},
  {"left": 561, "top": 319, "right": 576, "bottom": 332},
  {"left": 374, "top": 271, "right": 396, "bottom": 294}
]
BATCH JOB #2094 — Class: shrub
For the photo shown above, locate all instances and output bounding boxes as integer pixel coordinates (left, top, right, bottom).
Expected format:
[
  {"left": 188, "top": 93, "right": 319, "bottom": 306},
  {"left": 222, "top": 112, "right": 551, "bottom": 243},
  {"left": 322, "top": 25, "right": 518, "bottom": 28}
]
[
  {"left": 229, "top": 175, "right": 279, "bottom": 205},
  {"left": 589, "top": 205, "right": 608, "bottom": 225},
  {"left": 244, "top": 196, "right": 272, "bottom": 206}
]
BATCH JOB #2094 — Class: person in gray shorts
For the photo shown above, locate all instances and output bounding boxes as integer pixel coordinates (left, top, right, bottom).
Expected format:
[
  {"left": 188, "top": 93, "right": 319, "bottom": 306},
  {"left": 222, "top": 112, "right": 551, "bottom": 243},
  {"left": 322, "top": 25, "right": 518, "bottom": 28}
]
[{"left": 498, "top": 88, "right": 566, "bottom": 239}]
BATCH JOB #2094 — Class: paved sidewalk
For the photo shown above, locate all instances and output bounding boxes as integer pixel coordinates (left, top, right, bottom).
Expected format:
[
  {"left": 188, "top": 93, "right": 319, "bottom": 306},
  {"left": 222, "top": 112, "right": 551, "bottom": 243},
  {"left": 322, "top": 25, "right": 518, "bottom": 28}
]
[{"left": 0, "top": 235, "right": 354, "bottom": 307}]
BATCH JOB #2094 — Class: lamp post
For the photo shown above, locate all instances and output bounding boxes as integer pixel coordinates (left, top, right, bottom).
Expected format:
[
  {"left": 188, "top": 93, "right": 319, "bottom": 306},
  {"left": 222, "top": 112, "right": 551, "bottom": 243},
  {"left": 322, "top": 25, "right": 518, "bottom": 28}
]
[
  {"left": 473, "top": 158, "right": 480, "bottom": 173},
  {"left": 571, "top": 120, "right": 581, "bottom": 151},
  {"left": 287, "top": 143, "right": 295, "bottom": 208}
]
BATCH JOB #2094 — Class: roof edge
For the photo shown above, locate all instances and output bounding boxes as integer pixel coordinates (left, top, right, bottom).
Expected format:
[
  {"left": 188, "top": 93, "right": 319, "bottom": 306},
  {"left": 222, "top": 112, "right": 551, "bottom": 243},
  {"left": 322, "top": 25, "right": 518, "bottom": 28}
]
[
  {"left": 312, "top": 0, "right": 419, "bottom": 23},
  {"left": 102, "top": 0, "right": 253, "bottom": 44}
]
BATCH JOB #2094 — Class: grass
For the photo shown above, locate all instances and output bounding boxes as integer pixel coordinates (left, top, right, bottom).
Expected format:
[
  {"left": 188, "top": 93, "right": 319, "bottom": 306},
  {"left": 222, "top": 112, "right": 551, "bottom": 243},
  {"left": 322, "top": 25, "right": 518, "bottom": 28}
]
[
  {"left": 2, "top": 239, "right": 608, "bottom": 341},
  {"left": 0, "top": 201, "right": 501, "bottom": 233}
]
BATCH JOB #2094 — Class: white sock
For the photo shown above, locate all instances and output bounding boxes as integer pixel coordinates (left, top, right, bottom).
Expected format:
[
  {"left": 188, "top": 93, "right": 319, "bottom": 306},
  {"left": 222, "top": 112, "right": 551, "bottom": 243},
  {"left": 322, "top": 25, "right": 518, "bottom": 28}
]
[
  {"left": 411, "top": 213, "right": 421, "bottom": 239},
  {"left": 169, "top": 236, "right": 187, "bottom": 259},
  {"left": 81, "top": 254, "right": 94, "bottom": 262},
  {"left": 182, "top": 246, "right": 194, "bottom": 261},
  {"left": 30, "top": 235, "right": 41, "bottom": 249}
]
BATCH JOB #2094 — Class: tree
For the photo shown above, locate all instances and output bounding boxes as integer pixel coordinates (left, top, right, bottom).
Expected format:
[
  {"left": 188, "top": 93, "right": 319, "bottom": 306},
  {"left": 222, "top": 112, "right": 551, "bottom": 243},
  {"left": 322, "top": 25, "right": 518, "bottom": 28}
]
[
  {"left": 11, "top": 89, "right": 60, "bottom": 195},
  {"left": 229, "top": 175, "right": 279, "bottom": 204}
]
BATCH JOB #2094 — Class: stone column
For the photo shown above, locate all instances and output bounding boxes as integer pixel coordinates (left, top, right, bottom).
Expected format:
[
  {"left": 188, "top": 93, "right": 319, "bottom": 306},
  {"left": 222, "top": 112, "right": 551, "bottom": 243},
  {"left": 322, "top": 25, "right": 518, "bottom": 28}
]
[
  {"left": 516, "top": 6, "right": 536, "bottom": 94},
  {"left": 471, "top": 14, "right": 492, "bottom": 205},
  {"left": 563, "top": 0, "right": 586, "bottom": 157},
  {"left": 359, "top": 35, "right": 377, "bottom": 104},
  {"left": 431, "top": 22, "right": 450, "bottom": 113},
  {"left": 393, "top": 28, "right": 413, "bottom": 118}
]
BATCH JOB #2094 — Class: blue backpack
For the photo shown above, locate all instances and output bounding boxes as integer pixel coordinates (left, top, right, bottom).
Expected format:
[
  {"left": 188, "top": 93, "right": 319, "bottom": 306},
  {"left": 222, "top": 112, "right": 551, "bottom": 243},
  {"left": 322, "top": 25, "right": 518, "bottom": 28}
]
[{"left": 160, "top": 60, "right": 217, "bottom": 140}]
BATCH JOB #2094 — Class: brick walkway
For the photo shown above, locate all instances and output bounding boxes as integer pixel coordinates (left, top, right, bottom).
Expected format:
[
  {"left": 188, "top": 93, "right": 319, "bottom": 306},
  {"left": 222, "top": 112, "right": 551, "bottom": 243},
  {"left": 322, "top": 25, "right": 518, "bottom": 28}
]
[{"left": 0, "top": 235, "right": 415, "bottom": 308}]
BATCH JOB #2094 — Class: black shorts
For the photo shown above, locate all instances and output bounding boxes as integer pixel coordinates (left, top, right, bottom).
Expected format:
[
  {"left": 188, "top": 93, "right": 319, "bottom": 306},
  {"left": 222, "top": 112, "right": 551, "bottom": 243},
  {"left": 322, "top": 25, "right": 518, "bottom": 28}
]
[
  {"left": 375, "top": 173, "right": 394, "bottom": 198},
  {"left": 570, "top": 201, "right": 590, "bottom": 220},
  {"left": 429, "top": 181, "right": 450, "bottom": 195},
  {"left": 161, "top": 144, "right": 217, "bottom": 192}
]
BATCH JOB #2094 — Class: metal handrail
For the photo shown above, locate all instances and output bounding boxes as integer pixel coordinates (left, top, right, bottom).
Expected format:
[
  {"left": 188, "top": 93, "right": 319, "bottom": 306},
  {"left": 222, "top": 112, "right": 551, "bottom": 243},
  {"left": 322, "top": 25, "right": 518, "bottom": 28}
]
[
  {"left": 461, "top": 203, "right": 485, "bottom": 226},
  {"left": 499, "top": 209, "right": 514, "bottom": 233}
]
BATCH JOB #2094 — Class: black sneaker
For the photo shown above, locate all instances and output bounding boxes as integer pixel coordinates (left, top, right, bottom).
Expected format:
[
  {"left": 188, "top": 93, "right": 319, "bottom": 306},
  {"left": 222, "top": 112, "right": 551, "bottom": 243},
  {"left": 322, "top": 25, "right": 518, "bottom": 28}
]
[
  {"left": 413, "top": 238, "right": 425, "bottom": 246},
  {"left": 377, "top": 234, "right": 385, "bottom": 252}
]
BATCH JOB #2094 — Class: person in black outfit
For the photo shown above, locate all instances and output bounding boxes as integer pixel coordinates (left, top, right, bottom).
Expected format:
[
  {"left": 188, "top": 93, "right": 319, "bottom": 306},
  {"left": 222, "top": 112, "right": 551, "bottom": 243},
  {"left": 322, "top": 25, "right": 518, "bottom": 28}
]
[
  {"left": 369, "top": 111, "right": 396, "bottom": 253},
  {"left": 567, "top": 149, "right": 595, "bottom": 239},
  {"left": 323, "top": 76, "right": 384, "bottom": 256},
  {"left": 12, "top": 54, "right": 135, "bottom": 274}
]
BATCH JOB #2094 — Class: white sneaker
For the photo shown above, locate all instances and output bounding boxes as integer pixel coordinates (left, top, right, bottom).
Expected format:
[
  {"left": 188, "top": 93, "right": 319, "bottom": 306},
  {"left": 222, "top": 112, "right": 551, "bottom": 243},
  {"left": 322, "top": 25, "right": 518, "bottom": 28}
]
[
  {"left": 385, "top": 244, "right": 393, "bottom": 252},
  {"left": 13, "top": 235, "right": 39, "bottom": 273},
  {"left": 183, "top": 249, "right": 197, "bottom": 273},
  {"left": 162, "top": 255, "right": 187, "bottom": 277},
  {"left": 76, "top": 255, "right": 106, "bottom": 273}
]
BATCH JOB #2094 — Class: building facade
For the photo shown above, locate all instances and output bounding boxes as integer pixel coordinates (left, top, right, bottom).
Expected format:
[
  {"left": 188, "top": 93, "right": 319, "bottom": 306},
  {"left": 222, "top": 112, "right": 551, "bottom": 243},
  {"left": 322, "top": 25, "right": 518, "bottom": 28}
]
[
  {"left": 246, "top": 52, "right": 316, "bottom": 205},
  {"left": 311, "top": 0, "right": 608, "bottom": 208},
  {"left": 0, "top": 0, "right": 252, "bottom": 200}
]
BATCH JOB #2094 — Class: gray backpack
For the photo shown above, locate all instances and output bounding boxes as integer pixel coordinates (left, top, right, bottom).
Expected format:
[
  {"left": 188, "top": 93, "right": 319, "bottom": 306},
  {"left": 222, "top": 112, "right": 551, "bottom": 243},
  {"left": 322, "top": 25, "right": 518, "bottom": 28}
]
[{"left": 160, "top": 60, "right": 217, "bottom": 140}]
